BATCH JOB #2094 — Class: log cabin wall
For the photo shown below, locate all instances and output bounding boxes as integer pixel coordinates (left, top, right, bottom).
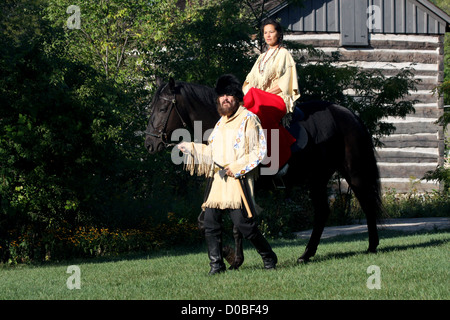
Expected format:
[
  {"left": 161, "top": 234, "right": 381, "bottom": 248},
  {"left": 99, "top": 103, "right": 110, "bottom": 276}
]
[{"left": 269, "top": 0, "right": 450, "bottom": 192}]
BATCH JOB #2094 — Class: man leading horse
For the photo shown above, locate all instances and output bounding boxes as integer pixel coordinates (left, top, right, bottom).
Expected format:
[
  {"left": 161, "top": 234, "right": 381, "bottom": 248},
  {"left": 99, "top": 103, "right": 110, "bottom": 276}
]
[{"left": 177, "top": 74, "right": 277, "bottom": 275}]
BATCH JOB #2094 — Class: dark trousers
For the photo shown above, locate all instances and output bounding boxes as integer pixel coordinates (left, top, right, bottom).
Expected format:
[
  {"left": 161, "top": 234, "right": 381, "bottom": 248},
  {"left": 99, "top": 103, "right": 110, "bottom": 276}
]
[
  {"left": 204, "top": 206, "right": 277, "bottom": 272},
  {"left": 204, "top": 207, "right": 259, "bottom": 240}
]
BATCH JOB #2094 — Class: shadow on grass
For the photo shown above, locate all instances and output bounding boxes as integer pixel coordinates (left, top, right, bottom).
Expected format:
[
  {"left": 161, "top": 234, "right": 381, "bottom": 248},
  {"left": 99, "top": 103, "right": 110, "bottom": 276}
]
[
  {"left": 272, "top": 228, "right": 450, "bottom": 268},
  {"left": 13, "top": 227, "right": 449, "bottom": 270}
]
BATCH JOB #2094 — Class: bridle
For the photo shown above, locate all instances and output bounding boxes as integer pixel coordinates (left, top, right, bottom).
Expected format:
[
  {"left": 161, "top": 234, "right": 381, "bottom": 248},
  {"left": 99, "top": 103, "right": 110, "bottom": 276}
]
[{"left": 145, "top": 85, "right": 188, "bottom": 147}]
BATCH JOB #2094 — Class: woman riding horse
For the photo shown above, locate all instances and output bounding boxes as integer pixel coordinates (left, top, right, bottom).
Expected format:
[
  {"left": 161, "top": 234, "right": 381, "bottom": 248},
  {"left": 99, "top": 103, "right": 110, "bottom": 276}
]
[{"left": 243, "top": 18, "right": 300, "bottom": 170}]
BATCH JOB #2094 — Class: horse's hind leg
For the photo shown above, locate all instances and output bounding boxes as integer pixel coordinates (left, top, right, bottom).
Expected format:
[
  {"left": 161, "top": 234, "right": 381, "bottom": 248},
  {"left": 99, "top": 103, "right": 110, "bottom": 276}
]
[
  {"left": 366, "top": 214, "right": 379, "bottom": 253},
  {"left": 340, "top": 121, "right": 381, "bottom": 254},
  {"left": 298, "top": 184, "right": 330, "bottom": 263},
  {"left": 228, "top": 224, "right": 244, "bottom": 270},
  {"left": 354, "top": 190, "right": 380, "bottom": 253},
  {"left": 344, "top": 173, "right": 381, "bottom": 253}
]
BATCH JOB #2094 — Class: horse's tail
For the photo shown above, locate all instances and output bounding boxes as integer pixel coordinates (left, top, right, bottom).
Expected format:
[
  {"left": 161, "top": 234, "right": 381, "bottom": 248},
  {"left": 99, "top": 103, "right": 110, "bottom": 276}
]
[
  {"left": 362, "top": 141, "right": 386, "bottom": 222},
  {"left": 330, "top": 104, "right": 386, "bottom": 222}
]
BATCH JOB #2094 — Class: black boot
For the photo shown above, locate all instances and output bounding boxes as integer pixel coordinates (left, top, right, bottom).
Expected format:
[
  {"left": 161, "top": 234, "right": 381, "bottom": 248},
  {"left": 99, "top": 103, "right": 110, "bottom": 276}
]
[
  {"left": 205, "top": 234, "right": 226, "bottom": 275},
  {"left": 250, "top": 232, "right": 277, "bottom": 270}
]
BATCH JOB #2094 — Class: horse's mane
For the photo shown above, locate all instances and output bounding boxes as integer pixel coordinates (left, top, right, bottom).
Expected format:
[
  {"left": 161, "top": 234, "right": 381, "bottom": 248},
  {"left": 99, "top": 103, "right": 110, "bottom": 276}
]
[{"left": 177, "top": 81, "right": 217, "bottom": 112}]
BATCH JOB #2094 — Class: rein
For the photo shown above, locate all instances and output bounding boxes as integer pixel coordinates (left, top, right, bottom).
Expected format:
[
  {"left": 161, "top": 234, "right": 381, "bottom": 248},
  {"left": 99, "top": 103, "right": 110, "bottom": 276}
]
[{"left": 145, "top": 87, "right": 188, "bottom": 148}]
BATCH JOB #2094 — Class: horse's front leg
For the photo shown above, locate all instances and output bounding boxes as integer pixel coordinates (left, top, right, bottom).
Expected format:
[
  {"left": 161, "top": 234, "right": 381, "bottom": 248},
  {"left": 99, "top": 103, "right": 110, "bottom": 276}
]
[
  {"left": 227, "top": 224, "right": 244, "bottom": 270},
  {"left": 298, "top": 184, "right": 330, "bottom": 264}
]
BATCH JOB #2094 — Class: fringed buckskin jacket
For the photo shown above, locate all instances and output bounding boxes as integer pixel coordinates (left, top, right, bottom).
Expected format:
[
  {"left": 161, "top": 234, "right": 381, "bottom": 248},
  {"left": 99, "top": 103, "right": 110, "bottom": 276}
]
[
  {"left": 243, "top": 46, "right": 300, "bottom": 114},
  {"left": 183, "top": 106, "right": 267, "bottom": 210}
]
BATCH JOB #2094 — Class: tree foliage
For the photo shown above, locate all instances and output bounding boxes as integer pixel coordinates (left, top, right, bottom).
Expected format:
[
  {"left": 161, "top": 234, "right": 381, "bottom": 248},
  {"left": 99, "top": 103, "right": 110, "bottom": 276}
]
[
  {"left": 0, "top": 0, "right": 425, "bottom": 262},
  {"left": 0, "top": 0, "right": 153, "bottom": 261}
]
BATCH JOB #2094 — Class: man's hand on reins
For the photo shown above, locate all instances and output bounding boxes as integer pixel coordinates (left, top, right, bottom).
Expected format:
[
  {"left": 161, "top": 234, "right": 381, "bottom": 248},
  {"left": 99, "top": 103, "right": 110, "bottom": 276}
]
[{"left": 177, "top": 142, "right": 189, "bottom": 153}]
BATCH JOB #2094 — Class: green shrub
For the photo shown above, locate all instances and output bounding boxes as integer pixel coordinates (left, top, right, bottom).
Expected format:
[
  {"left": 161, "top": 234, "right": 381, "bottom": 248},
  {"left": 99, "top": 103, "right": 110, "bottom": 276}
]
[{"left": 2, "top": 212, "right": 202, "bottom": 264}]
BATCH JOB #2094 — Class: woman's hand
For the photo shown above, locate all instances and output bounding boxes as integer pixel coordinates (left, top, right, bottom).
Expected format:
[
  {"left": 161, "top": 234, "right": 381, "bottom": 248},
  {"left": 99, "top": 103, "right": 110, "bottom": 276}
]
[{"left": 267, "top": 85, "right": 282, "bottom": 95}]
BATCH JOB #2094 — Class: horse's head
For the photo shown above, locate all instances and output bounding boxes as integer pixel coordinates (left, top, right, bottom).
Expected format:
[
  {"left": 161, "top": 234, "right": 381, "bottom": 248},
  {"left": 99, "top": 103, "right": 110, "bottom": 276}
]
[{"left": 145, "top": 77, "right": 187, "bottom": 153}]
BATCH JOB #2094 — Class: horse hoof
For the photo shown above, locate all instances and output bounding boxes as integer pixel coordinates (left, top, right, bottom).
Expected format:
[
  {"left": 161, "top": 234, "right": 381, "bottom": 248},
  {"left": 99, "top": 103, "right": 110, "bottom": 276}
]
[
  {"left": 366, "top": 248, "right": 377, "bottom": 254},
  {"left": 223, "top": 245, "right": 236, "bottom": 265},
  {"left": 297, "top": 257, "right": 309, "bottom": 264},
  {"left": 227, "top": 257, "right": 243, "bottom": 270}
]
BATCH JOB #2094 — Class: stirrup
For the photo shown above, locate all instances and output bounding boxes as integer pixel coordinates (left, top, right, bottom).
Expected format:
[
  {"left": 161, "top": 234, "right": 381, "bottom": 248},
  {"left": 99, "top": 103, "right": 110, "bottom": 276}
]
[
  {"left": 272, "top": 177, "right": 286, "bottom": 189},
  {"left": 272, "top": 163, "right": 288, "bottom": 189}
]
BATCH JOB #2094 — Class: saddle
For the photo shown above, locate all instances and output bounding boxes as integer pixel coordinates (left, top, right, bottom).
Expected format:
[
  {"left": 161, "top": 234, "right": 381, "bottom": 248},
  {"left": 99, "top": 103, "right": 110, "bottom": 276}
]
[
  {"left": 287, "top": 107, "right": 308, "bottom": 153},
  {"left": 287, "top": 102, "right": 338, "bottom": 152},
  {"left": 271, "top": 102, "right": 338, "bottom": 188}
]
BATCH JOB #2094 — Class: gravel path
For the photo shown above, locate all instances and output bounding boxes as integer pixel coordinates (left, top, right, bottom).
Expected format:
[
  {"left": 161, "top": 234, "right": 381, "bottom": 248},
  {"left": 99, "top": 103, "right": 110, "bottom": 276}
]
[{"left": 294, "top": 217, "right": 450, "bottom": 239}]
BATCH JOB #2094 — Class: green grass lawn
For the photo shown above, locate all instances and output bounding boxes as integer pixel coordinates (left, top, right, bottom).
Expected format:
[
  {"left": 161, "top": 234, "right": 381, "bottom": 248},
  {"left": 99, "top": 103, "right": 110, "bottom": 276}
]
[{"left": 1, "top": 229, "right": 449, "bottom": 300}]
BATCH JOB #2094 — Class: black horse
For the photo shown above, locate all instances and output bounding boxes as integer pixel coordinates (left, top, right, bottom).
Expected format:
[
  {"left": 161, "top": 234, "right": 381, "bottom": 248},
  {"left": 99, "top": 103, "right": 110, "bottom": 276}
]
[{"left": 145, "top": 77, "right": 383, "bottom": 266}]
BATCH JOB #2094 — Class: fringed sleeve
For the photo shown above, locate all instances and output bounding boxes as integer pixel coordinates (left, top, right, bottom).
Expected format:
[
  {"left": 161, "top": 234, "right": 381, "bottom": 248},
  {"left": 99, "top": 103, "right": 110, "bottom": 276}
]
[
  {"left": 277, "top": 49, "right": 300, "bottom": 113},
  {"left": 227, "top": 114, "right": 267, "bottom": 178},
  {"left": 182, "top": 142, "right": 214, "bottom": 177}
]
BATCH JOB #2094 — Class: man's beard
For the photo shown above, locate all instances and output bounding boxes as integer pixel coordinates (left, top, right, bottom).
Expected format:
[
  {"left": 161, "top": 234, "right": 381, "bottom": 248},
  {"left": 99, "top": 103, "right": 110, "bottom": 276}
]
[{"left": 217, "top": 100, "right": 239, "bottom": 117}]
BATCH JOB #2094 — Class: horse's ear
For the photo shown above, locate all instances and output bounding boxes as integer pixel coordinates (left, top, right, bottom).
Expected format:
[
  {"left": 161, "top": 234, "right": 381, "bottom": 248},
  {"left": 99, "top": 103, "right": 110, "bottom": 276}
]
[
  {"left": 169, "top": 77, "right": 176, "bottom": 93},
  {"left": 156, "top": 77, "right": 164, "bottom": 88}
]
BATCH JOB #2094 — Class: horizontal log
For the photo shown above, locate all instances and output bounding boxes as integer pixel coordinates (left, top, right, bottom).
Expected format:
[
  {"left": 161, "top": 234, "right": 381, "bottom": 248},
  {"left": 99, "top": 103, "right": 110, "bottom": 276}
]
[
  {"left": 378, "top": 163, "right": 438, "bottom": 179},
  {"left": 379, "top": 179, "right": 441, "bottom": 193},
  {"left": 409, "top": 107, "right": 441, "bottom": 118},
  {"left": 369, "top": 40, "right": 441, "bottom": 50},
  {"left": 335, "top": 178, "right": 440, "bottom": 193},
  {"left": 301, "top": 50, "right": 438, "bottom": 65},
  {"left": 337, "top": 50, "right": 438, "bottom": 65},
  {"left": 376, "top": 150, "right": 439, "bottom": 163},
  {"left": 401, "top": 93, "right": 438, "bottom": 104},
  {"left": 380, "top": 134, "right": 439, "bottom": 148},
  {"left": 415, "top": 82, "right": 440, "bottom": 91},
  {"left": 298, "top": 61, "right": 440, "bottom": 78},
  {"left": 364, "top": 68, "right": 439, "bottom": 77},
  {"left": 294, "top": 39, "right": 341, "bottom": 48},
  {"left": 330, "top": 60, "right": 438, "bottom": 72},
  {"left": 286, "top": 38, "right": 442, "bottom": 50},
  {"left": 390, "top": 122, "right": 441, "bottom": 134}
]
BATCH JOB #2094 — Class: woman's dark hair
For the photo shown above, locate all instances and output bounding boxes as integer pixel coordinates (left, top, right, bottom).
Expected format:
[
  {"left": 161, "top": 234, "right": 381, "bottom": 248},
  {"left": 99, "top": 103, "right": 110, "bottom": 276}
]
[{"left": 260, "top": 18, "right": 283, "bottom": 47}]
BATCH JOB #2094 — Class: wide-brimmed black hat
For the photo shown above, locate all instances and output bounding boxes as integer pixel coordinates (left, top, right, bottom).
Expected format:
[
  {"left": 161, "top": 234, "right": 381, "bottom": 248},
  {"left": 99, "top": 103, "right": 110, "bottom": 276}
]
[{"left": 215, "top": 74, "right": 244, "bottom": 102}]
